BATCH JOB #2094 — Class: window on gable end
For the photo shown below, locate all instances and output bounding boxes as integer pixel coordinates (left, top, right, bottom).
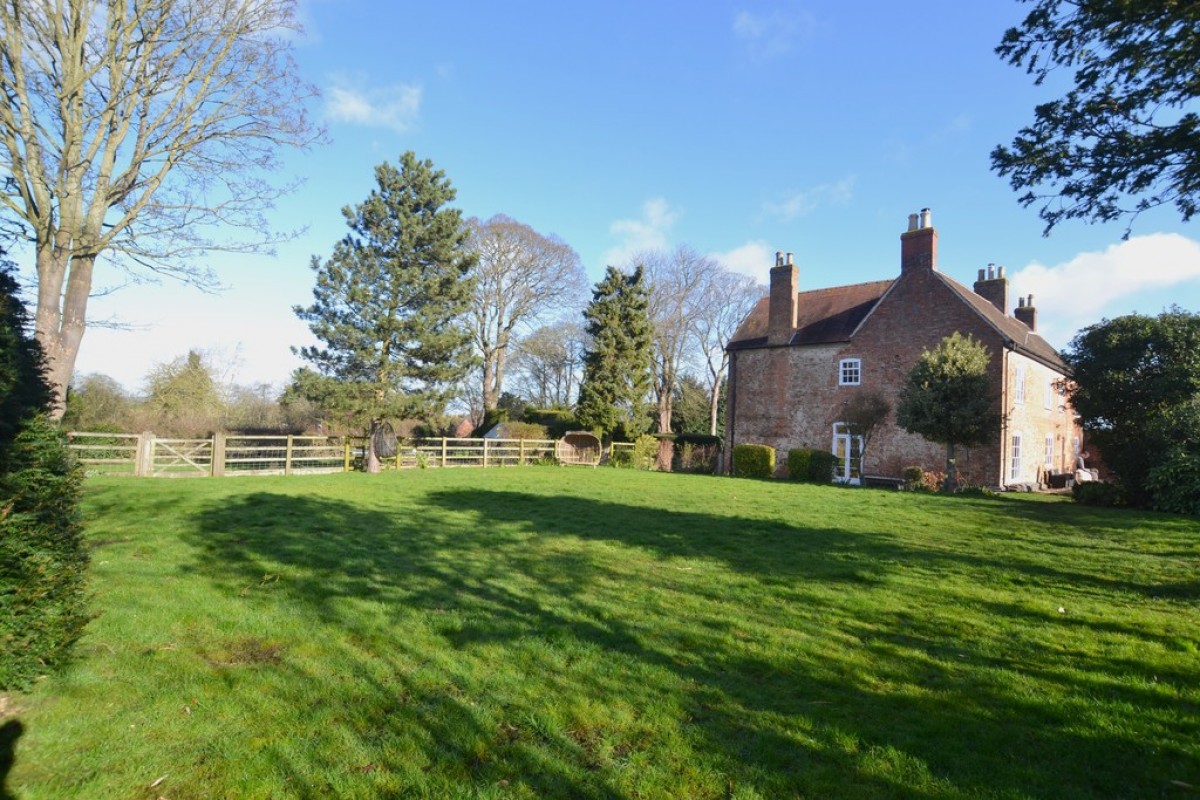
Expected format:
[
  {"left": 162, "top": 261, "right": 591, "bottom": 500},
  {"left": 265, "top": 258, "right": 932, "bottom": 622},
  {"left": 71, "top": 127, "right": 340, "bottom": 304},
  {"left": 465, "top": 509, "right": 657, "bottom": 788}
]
[
  {"left": 1014, "top": 363, "right": 1026, "bottom": 404},
  {"left": 1044, "top": 376, "right": 1054, "bottom": 409},
  {"left": 839, "top": 358, "right": 861, "bottom": 386},
  {"left": 1044, "top": 434, "right": 1054, "bottom": 468}
]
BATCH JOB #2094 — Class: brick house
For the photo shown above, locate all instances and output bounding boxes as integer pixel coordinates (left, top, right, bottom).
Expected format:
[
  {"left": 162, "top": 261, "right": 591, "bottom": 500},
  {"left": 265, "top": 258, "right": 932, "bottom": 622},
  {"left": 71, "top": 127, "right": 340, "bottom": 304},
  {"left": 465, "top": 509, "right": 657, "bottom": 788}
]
[{"left": 724, "top": 209, "right": 1083, "bottom": 487}]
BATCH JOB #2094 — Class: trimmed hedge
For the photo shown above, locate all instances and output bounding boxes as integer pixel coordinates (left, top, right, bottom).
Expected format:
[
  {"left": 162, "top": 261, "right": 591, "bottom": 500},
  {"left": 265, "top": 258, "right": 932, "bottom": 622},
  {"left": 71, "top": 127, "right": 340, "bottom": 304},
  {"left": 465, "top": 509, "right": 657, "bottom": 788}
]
[
  {"left": 787, "top": 448, "right": 838, "bottom": 483},
  {"left": 732, "top": 443, "right": 775, "bottom": 479},
  {"left": 1072, "top": 481, "right": 1128, "bottom": 507},
  {"left": 523, "top": 408, "right": 577, "bottom": 439},
  {"left": 807, "top": 450, "right": 837, "bottom": 483}
]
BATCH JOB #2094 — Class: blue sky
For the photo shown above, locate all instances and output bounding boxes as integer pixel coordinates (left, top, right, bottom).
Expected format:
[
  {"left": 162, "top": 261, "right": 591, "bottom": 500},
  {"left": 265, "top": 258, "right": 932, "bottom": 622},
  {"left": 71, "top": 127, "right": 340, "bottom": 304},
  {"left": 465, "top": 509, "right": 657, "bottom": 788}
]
[{"left": 68, "top": 0, "right": 1200, "bottom": 392}]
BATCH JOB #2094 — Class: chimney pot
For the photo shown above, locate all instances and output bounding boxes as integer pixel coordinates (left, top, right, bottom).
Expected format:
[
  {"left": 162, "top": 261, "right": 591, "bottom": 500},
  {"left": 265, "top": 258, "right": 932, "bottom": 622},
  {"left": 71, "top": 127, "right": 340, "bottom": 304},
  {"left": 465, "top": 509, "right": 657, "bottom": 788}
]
[
  {"left": 919, "top": 208, "right": 932, "bottom": 228},
  {"left": 768, "top": 253, "right": 798, "bottom": 345},
  {"left": 775, "top": 250, "right": 783, "bottom": 267},
  {"left": 900, "top": 208, "right": 937, "bottom": 273},
  {"left": 977, "top": 268, "right": 986, "bottom": 281},
  {"left": 998, "top": 265, "right": 1006, "bottom": 279}
]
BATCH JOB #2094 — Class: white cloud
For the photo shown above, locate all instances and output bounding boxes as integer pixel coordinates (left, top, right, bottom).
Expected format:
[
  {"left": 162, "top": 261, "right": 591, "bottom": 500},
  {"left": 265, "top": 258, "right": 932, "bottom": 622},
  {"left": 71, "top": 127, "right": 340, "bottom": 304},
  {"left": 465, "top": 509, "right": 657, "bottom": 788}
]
[
  {"left": 712, "top": 240, "right": 774, "bottom": 285},
  {"left": 763, "top": 176, "right": 855, "bottom": 220},
  {"left": 325, "top": 76, "right": 422, "bottom": 133},
  {"left": 733, "top": 6, "right": 816, "bottom": 60},
  {"left": 1009, "top": 233, "right": 1200, "bottom": 348},
  {"left": 602, "top": 198, "right": 680, "bottom": 267}
]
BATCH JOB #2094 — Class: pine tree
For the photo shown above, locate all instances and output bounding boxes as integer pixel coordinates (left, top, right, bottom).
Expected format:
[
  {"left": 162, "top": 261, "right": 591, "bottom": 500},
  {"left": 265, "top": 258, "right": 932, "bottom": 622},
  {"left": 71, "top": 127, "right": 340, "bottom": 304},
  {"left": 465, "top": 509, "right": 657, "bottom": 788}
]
[
  {"left": 576, "top": 266, "right": 654, "bottom": 440},
  {"left": 896, "top": 332, "right": 1001, "bottom": 491},
  {"left": 293, "top": 152, "right": 477, "bottom": 453}
]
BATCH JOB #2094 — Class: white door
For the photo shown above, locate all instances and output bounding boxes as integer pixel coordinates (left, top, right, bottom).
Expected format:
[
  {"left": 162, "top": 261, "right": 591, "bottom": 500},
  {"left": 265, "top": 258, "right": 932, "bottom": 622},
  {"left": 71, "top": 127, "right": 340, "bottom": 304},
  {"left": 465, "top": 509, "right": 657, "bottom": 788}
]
[{"left": 832, "top": 424, "right": 863, "bottom": 484}]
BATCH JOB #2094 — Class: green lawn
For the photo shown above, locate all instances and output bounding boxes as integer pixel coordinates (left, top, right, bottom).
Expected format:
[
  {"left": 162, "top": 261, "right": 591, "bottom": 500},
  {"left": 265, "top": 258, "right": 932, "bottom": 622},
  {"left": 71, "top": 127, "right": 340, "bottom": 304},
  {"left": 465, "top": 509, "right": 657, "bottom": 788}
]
[{"left": 3, "top": 468, "right": 1199, "bottom": 799}]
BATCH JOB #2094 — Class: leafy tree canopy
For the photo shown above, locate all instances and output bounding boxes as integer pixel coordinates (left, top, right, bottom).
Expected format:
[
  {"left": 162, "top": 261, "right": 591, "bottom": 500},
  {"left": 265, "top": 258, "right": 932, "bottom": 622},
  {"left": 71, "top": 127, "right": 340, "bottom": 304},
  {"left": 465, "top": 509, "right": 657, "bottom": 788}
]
[
  {"left": 1063, "top": 307, "right": 1200, "bottom": 505},
  {"left": 896, "top": 332, "right": 1001, "bottom": 488},
  {"left": 992, "top": 0, "right": 1200, "bottom": 234}
]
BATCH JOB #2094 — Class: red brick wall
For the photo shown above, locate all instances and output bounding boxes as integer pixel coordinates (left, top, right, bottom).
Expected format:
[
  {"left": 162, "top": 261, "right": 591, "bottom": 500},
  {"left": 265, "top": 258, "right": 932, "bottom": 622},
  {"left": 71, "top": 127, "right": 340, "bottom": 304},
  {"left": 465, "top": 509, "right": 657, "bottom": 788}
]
[{"left": 726, "top": 264, "right": 1080, "bottom": 487}]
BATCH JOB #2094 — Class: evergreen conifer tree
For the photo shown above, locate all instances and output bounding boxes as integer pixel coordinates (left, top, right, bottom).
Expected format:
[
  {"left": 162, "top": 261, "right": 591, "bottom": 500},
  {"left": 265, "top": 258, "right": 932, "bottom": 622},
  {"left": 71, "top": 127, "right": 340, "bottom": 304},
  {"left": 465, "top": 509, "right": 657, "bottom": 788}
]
[
  {"left": 576, "top": 266, "right": 654, "bottom": 440},
  {"left": 0, "top": 260, "right": 88, "bottom": 689},
  {"left": 292, "top": 152, "right": 476, "bottom": 466}
]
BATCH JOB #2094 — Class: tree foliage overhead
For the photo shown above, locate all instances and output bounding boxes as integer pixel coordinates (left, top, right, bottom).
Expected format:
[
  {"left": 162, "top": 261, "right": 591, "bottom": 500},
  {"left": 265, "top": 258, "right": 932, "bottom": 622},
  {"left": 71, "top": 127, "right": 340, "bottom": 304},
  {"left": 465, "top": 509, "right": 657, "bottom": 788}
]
[
  {"left": 992, "top": 0, "right": 1200, "bottom": 235},
  {"left": 463, "top": 215, "right": 586, "bottom": 412},
  {"left": 896, "top": 332, "right": 1001, "bottom": 488},
  {"left": 1062, "top": 307, "right": 1200, "bottom": 507},
  {"left": 0, "top": 0, "right": 320, "bottom": 412},
  {"left": 575, "top": 266, "right": 654, "bottom": 440},
  {"left": 292, "top": 152, "right": 476, "bottom": 430}
]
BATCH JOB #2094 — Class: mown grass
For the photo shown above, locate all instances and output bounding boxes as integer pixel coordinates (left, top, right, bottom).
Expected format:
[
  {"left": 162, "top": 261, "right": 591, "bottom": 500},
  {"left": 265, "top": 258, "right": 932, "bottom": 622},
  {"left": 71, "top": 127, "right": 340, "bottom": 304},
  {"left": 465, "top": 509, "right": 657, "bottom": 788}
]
[{"left": 3, "top": 468, "right": 1199, "bottom": 799}]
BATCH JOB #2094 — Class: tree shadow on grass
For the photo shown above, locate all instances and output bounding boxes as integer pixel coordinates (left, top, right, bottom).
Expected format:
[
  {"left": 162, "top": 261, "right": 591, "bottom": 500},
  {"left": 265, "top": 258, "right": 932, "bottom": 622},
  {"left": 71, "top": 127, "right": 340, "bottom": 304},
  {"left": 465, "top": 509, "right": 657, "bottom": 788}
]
[
  {"left": 0, "top": 720, "right": 22, "bottom": 800},
  {"left": 183, "top": 488, "right": 1200, "bottom": 799}
]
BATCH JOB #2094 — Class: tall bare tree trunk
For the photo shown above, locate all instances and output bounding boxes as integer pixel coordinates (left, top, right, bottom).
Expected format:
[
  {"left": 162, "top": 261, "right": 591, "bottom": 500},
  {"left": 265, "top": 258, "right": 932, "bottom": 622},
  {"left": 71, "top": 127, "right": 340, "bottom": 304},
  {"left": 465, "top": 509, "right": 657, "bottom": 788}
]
[
  {"left": 34, "top": 248, "right": 94, "bottom": 419},
  {"left": 708, "top": 374, "right": 723, "bottom": 436}
]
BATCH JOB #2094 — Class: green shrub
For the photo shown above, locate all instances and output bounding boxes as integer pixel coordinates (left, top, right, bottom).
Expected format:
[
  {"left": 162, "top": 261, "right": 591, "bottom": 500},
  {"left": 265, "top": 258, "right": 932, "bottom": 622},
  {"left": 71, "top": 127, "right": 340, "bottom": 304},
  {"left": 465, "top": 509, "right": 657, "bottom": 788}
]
[
  {"left": 608, "top": 448, "right": 632, "bottom": 468},
  {"left": 1145, "top": 450, "right": 1200, "bottom": 515},
  {"left": 806, "top": 450, "right": 838, "bottom": 483},
  {"left": 902, "top": 466, "right": 944, "bottom": 493},
  {"left": 732, "top": 443, "right": 775, "bottom": 479},
  {"left": 1072, "top": 481, "right": 1128, "bottom": 507},
  {"left": 674, "top": 435, "right": 720, "bottom": 474},
  {"left": 524, "top": 408, "right": 577, "bottom": 439},
  {"left": 500, "top": 421, "right": 550, "bottom": 440},
  {"left": 0, "top": 414, "right": 89, "bottom": 690},
  {"left": 630, "top": 434, "right": 658, "bottom": 471},
  {"left": 786, "top": 448, "right": 811, "bottom": 481}
]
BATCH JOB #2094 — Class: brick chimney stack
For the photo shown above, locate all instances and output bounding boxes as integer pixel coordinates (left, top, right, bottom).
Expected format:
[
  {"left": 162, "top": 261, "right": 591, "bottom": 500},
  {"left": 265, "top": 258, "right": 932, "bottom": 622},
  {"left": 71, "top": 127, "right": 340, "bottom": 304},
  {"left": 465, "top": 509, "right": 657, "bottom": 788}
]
[
  {"left": 768, "top": 250, "right": 798, "bottom": 345},
  {"left": 900, "top": 208, "right": 937, "bottom": 273},
  {"left": 974, "top": 263, "right": 1009, "bottom": 314},
  {"left": 1015, "top": 294, "right": 1037, "bottom": 331}
]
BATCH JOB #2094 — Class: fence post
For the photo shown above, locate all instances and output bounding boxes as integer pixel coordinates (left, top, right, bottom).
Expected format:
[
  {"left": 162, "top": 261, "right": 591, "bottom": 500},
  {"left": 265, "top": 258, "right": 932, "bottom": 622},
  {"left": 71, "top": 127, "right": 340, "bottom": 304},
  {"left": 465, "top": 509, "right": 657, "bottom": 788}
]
[
  {"left": 520, "top": 439, "right": 525, "bottom": 465},
  {"left": 212, "top": 433, "right": 226, "bottom": 477},
  {"left": 136, "top": 431, "right": 155, "bottom": 477},
  {"left": 285, "top": 435, "right": 294, "bottom": 476},
  {"left": 483, "top": 439, "right": 489, "bottom": 468},
  {"left": 441, "top": 438, "right": 448, "bottom": 468},
  {"left": 343, "top": 439, "right": 351, "bottom": 472}
]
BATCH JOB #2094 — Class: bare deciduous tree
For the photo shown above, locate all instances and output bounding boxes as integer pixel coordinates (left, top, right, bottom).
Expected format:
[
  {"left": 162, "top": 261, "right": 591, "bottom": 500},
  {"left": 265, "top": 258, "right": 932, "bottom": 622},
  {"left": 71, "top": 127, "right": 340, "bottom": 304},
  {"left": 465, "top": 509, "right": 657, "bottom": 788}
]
[
  {"left": 465, "top": 214, "right": 586, "bottom": 411},
  {"left": 0, "top": 0, "right": 320, "bottom": 413},
  {"left": 693, "top": 269, "right": 762, "bottom": 435},
  {"left": 640, "top": 245, "right": 720, "bottom": 468},
  {"left": 510, "top": 320, "right": 587, "bottom": 408}
]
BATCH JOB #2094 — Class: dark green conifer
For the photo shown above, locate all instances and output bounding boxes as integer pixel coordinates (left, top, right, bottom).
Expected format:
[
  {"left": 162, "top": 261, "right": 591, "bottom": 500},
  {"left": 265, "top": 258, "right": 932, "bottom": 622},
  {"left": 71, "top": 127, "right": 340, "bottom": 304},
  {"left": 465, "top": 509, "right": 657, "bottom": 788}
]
[
  {"left": 293, "top": 152, "right": 477, "bottom": 434},
  {"left": 576, "top": 266, "right": 654, "bottom": 440}
]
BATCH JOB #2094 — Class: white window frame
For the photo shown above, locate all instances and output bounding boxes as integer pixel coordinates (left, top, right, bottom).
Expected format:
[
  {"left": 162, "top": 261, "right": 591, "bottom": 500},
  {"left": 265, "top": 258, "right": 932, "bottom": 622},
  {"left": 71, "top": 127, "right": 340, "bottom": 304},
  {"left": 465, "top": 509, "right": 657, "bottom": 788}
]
[
  {"left": 1044, "top": 434, "right": 1054, "bottom": 468},
  {"left": 1010, "top": 432, "right": 1023, "bottom": 481},
  {"left": 1044, "top": 377, "right": 1054, "bottom": 409},
  {"left": 839, "top": 358, "right": 862, "bottom": 386},
  {"left": 1014, "top": 363, "right": 1026, "bottom": 404},
  {"left": 831, "top": 422, "right": 864, "bottom": 484}
]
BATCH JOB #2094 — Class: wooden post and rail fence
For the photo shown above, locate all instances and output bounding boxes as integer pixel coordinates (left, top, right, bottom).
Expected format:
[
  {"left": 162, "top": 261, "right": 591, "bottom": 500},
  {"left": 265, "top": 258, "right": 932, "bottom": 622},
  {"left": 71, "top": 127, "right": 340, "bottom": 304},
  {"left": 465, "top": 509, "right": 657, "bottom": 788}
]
[{"left": 65, "top": 432, "right": 636, "bottom": 478}]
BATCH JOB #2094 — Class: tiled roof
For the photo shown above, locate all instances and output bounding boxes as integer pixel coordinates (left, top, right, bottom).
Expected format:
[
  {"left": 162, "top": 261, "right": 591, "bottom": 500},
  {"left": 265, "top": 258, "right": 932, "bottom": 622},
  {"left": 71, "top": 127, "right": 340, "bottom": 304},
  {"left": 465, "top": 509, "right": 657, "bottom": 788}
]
[
  {"left": 934, "top": 273, "right": 1066, "bottom": 371},
  {"left": 728, "top": 280, "right": 894, "bottom": 349},
  {"left": 727, "top": 271, "right": 1067, "bottom": 372}
]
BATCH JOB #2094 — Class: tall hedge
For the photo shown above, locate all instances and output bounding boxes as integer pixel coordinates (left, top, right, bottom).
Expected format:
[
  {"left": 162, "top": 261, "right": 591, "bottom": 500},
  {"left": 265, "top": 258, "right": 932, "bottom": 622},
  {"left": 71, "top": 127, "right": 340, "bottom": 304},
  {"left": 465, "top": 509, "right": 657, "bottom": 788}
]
[{"left": 0, "top": 264, "right": 89, "bottom": 690}]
